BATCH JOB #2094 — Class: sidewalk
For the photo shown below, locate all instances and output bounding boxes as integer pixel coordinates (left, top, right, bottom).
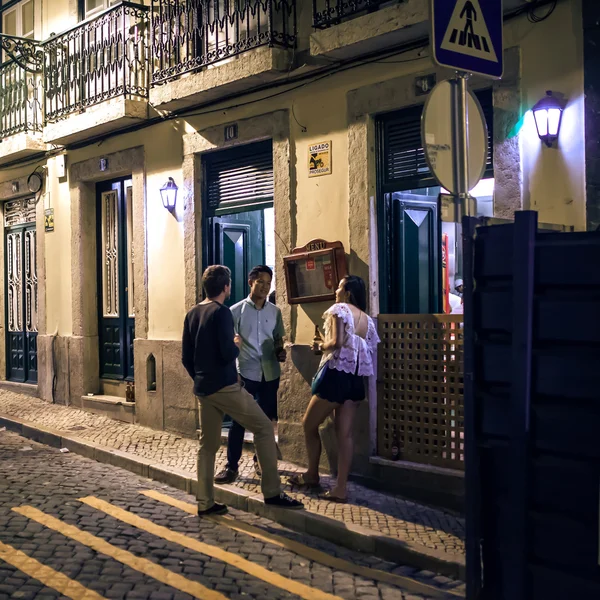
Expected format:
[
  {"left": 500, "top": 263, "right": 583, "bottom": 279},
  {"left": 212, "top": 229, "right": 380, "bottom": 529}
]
[{"left": 0, "top": 388, "right": 466, "bottom": 581}]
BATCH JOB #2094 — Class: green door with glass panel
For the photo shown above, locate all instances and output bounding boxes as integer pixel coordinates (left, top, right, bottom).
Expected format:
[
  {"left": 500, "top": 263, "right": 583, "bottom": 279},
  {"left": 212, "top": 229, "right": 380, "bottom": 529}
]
[{"left": 96, "top": 178, "right": 134, "bottom": 380}]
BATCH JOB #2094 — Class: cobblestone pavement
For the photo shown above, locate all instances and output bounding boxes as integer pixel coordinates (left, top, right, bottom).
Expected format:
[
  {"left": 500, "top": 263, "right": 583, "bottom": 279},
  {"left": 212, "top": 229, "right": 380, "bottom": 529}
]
[
  {"left": 0, "top": 430, "right": 465, "bottom": 599},
  {"left": 0, "top": 390, "right": 465, "bottom": 558}
]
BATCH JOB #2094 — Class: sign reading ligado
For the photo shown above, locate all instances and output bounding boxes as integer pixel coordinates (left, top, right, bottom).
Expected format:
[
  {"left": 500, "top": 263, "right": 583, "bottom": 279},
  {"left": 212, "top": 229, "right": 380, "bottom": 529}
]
[{"left": 308, "top": 141, "right": 332, "bottom": 177}]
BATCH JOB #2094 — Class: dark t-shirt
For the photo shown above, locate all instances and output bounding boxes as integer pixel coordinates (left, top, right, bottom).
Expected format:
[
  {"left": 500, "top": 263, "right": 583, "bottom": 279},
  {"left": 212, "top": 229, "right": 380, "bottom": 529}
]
[{"left": 182, "top": 301, "right": 239, "bottom": 396}]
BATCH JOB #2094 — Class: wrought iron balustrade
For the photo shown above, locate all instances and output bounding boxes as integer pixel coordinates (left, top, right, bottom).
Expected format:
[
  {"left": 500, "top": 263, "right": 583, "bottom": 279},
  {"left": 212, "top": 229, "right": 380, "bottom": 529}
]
[
  {"left": 151, "top": 0, "right": 297, "bottom": 85},
  {"left": 43, "top": 2, "right": 149, "bottom": 123},
  {"left": 312, "top": 0, "right": 395, "bottom": 29},
  {"left": 0, "top": 60, "right": 42, "bottom": 138}
]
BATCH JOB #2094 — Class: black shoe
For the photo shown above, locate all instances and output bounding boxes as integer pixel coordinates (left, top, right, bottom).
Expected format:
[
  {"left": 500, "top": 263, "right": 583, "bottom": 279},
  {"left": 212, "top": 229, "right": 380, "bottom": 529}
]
[
  {"left": 264, "top": 492, "right": 304, "bottom": 510},
  {"left": 214, "top": 468, "right": 238, "bottom": 484},
  {"left": 198, "top": 502, "right": 228, "bottom": 516}
]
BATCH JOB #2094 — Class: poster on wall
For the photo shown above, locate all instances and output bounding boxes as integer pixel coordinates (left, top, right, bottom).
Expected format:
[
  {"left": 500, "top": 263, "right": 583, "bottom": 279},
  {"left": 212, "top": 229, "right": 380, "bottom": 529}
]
[
  {"left": 308, "top": 141, "right": 332, "bottom": 177},
  {"left": 44, "top": 208, "right": 54, "bottom": 232}
]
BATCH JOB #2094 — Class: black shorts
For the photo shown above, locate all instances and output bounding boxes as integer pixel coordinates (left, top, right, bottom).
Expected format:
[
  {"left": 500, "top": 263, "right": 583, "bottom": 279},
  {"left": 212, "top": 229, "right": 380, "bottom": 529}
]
[
  {"left": 313, "top": 364, "right": 365, "bottom": 404},
  {"left": 241, "top": 376, "right": 280, "bottom": 421}
]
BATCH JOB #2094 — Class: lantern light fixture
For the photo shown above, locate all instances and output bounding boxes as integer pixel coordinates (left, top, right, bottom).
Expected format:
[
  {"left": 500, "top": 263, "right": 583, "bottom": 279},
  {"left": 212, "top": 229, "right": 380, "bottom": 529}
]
[
  {"left": 160, "top": 177, "right": 178, "bottom": 211},
  {"left": 532, "top": 91, "right": 564, "bottom": 147}
]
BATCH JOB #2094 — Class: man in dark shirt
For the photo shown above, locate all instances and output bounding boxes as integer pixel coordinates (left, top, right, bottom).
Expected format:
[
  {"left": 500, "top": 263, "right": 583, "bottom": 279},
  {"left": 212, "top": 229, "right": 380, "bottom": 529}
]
[{"left": 182, "top": 265, "right": 303, "bottom": 515}]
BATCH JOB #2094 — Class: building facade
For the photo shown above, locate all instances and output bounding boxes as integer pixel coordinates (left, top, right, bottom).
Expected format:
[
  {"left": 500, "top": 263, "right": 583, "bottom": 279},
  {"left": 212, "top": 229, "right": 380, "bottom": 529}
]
[{"left": 0, "top": 0, "right": 589, "bottom": 498}]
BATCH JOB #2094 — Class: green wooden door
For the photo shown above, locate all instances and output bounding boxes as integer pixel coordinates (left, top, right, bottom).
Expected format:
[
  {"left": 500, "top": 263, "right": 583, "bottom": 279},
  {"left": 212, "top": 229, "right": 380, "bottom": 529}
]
[
  {"left": 96, "top": 178, "right": 135, "bottom": 380},
  {"left": 388, "top": 193, "right": 441, "bottom": 314},
  {"left": 208, "top": 210, "right": 265, "bottom": 306}
]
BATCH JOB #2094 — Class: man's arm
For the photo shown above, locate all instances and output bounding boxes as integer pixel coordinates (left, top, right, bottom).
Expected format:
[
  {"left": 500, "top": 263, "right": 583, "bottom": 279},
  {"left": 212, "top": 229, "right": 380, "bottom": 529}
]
[
  {"left": 181, "top": 314, "right": 195, "bottom": 380},
  {"left": 274, "top": 308, "right": 285, "bottom": 343},
  {"left": 216, "top": 306, "right": 240, "bottom": 364}
]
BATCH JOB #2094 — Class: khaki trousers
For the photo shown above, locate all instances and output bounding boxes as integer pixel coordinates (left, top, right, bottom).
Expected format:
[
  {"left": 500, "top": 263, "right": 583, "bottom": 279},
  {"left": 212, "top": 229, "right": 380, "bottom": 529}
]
[{"left": 196, "top": 383, "right": 281, "bottom": 511}]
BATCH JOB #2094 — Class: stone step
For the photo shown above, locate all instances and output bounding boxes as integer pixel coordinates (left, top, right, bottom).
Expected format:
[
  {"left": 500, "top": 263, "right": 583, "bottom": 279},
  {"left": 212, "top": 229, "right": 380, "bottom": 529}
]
[{"left": 80, "top": 394, "right": 135, "bottom": 423}]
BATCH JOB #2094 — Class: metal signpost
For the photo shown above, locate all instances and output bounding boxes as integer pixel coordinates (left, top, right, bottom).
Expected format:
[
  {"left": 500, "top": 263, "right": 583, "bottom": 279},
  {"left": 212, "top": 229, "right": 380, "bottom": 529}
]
[
  {"left": 430, "top": 0, "right": 503, "bottom": 217},
  {"left": 429, "top": 3, "right": 503, "bottom": 598}
]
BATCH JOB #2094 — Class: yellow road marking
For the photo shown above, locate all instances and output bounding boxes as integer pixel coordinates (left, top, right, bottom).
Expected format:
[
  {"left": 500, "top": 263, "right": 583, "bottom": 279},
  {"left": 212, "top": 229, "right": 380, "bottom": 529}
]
[
  {"left": 79, "top": 496, "right": 342, "bottom": 600},
  {"left": 141, "top": 489, "right": 465, "bottom": 600},
  {"left": 0, "top": 538, "right": 107, "bottom": 600},
  {"left": 12, "top": 506, "right": 226, "bottom": 600}
]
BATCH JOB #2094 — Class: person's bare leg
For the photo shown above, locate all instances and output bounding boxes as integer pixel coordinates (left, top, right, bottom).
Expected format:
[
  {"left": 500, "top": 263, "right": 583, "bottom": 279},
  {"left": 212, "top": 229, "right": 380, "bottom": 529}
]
[
  {"left": 331, "top": 400, "right": 358, "bottom": 498},
  {"left": 302, "top": 395, "right": 336, "bottom": 482}
]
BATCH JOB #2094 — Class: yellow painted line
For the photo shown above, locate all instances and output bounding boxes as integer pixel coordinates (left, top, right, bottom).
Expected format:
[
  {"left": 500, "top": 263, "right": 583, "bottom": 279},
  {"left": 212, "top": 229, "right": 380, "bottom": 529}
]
[
  {"left": 79, "top": 495, "right": 342, "bottom": 600},
  {"left": 0, "top": 538, "right": 107, "bottom": 600},
  {"left": 141, "top": 489, "right": 465, "bottom": 600},
  {"left": 12, "top": 506, "right": 226, "bottom": 600}
]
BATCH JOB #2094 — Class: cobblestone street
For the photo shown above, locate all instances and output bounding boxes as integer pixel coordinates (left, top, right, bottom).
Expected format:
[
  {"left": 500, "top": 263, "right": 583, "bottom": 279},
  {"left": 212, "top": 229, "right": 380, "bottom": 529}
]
[
  {"left": 0, "top": 429, "right": 465, "bottom": 599},
  {"left": 0, "top": 390, "right": 465, "bottom": 565}
]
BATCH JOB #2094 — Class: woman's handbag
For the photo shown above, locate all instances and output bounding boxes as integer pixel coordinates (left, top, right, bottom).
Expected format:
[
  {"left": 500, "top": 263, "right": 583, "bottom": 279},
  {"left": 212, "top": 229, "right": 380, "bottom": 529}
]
[{"left": 311, "top": 359, "right": 329, "bottom": 395}]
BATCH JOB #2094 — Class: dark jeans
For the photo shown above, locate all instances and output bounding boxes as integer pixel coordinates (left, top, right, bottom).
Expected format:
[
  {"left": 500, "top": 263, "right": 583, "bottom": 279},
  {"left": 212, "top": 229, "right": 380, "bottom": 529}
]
[{"left": 226, "top": 375, "right": 280, "bottom": 471}]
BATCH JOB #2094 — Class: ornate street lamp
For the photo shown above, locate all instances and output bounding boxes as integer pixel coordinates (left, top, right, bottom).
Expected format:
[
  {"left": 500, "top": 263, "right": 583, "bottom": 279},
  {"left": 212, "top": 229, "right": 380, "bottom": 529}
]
[
  {"left": 532, "top": 91, "right": 564, "bottom": 147},
  {"left": 160, "top": 177, "right": 178, "bottom": 211}
]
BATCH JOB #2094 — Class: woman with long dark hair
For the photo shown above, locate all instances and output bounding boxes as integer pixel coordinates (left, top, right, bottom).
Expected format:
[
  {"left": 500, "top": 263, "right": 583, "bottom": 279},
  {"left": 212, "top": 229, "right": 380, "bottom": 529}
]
[{"left": 289, "top": 276, "right": 380, "bottom": 502}]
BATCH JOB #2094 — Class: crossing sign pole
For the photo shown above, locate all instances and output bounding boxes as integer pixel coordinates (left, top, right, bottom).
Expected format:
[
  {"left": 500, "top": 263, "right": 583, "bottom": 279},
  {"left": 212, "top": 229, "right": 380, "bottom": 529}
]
[{"left": 431, "top": 0, "right": 503, "bottom": 218}]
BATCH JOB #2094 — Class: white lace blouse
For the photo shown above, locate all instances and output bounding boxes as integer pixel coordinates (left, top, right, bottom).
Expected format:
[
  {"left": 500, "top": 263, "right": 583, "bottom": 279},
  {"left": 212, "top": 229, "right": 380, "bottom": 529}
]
[{"left": 319, "top": 303, "right": 380, "bottom": 377}]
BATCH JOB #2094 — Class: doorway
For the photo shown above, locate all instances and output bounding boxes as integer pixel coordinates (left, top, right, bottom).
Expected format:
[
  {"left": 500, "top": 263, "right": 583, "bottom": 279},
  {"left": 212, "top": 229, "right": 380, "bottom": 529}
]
[
  {"left": 202, "top": 140, "right": 275, "bottom": 305},
  {"left": 96, "top": 177, "right": 134, "bottom": 380},
  {"left": 4, "top": 197, "right": 38, "bottom": 383}
]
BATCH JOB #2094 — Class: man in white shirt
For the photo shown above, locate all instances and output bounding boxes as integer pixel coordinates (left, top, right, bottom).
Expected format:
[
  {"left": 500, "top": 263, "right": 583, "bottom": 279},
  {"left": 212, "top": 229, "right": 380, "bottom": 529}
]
[{"left": 215, "top": 265, "right": 286, "bottom": 484}]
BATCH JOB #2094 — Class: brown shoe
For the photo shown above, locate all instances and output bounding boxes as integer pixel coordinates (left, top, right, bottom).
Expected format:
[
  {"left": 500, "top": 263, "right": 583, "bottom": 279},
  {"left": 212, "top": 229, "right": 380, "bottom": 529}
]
[{"left": 214, "top": 468, "right": 238, "bottom": 484}]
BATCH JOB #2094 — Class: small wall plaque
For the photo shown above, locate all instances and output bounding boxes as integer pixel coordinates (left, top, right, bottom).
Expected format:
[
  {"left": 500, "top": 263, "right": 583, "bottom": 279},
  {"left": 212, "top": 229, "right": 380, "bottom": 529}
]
[
  {"left": 308, "top": 141, "right": 332, "bottom": 177},
  {"left": 11, "top": 182, "right": 19, "bottom": 193},
  {"left": 224, "top": 124, "right": 238, "bottom": 141},
  {"left": 99, "top": 158, "right": 108, "bottom": 172},
  {"left": 44, "top": 208, "right": 55, "bottom": 232}
]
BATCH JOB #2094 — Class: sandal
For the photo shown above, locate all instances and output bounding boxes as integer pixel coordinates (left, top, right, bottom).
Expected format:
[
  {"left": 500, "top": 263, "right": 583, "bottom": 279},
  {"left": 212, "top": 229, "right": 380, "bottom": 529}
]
[
  {"left": 319, "top": 491, "right": 348, "bottom": 504},
  {"left": 288, "top": 473, "right": 320, "bottom": 489}
]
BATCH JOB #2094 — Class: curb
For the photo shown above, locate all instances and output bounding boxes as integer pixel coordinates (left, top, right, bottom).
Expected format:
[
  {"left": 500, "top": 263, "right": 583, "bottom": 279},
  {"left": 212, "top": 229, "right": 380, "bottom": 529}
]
[{"left": 0, "top": 413, "right": 466, "bottom": 580}]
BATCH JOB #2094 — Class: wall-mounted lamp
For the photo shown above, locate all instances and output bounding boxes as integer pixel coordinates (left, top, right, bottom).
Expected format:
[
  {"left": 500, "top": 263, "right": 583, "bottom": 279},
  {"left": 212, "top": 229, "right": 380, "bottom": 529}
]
[
  {"left": 160, "top": 177, "right": 178, "bottom": 211},
  {"left": 532, "top": 91, "right": 564, "bottom": 147}
]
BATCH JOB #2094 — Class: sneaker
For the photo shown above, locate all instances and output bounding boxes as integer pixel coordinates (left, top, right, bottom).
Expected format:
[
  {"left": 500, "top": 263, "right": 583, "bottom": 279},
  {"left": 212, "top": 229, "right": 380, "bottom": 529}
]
[
  {"left": 214, "top": 468, "right": 238, "bottom": 484},
  {"left": 264, "top": 492, "right": 304, "bottom": 510},
  {"left": 198, "top": 502, "right": 228, "bottom": 516},
  {"left": 253, "top": 457, "right": 262, "bottom": 478}
]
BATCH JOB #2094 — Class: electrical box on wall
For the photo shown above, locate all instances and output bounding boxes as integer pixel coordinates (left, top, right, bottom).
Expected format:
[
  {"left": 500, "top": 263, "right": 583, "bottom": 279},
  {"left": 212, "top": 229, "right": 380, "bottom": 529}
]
[{"left": 56, "top": 154, "right": 66, "bottom": 178}]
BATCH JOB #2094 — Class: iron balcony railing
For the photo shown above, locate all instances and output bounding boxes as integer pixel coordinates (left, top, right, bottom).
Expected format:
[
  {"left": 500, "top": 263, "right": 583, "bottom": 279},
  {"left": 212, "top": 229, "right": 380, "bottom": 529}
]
[
  {"left": 0, "top": 60, "right": 43, "bottom": 138},
  {"left": 150, "top": 0, "right": 297, "bottom": 85},
  {"left": 43, "top": 2, "right": 149, "bottom": 122},
  {"left": 312, "top": 0, "right": 394, "bottom": 29}
]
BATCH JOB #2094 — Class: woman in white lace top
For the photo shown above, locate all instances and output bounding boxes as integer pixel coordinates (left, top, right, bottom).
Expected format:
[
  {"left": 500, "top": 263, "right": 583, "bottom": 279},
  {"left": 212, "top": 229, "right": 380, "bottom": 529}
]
[{"left": 289, "top": 276, "right": 380, "bottom": 502}]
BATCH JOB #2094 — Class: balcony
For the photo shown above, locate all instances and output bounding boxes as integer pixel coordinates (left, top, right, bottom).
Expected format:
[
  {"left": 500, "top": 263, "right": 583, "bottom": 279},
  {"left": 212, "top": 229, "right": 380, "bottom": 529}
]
[
  {"left": 0, "top": 58, "right": 45, "bottom": 164},
  {"left": 310, "top": 0, "right": 427, "bottom": 61},
  {"left": 149, "top": 0, "right": 297, "bottom": 112},
  {"left": 42, "top": 2, "right": 149, "bottom": 145},
  {"left": 312, "top": 0, "right": 391, "bottom": 29}
]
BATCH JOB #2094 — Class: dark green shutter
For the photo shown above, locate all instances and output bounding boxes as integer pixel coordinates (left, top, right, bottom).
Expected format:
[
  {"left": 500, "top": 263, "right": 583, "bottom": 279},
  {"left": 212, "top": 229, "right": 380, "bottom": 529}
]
[
  {"left": 380, "top": 89, "right": 494, "bottom": 193},
  {"left": 205, "top": 140, "right": 274, "bottom": 215}
]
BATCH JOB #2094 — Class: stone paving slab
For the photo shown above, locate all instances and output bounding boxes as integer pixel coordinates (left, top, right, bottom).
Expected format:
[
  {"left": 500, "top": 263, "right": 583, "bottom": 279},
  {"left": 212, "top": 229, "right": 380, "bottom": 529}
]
[{"left": 0, "top": 390, "right": 465, "bottom": 573}]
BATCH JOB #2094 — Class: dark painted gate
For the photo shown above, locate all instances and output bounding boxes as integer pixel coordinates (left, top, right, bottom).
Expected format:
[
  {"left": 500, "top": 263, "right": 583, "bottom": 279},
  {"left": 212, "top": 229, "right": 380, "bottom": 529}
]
[
  {"left": 96, "top": 178, "right": 134, "bottom": 380},
  {"left": 4, "top": 198, "right": 38, "bottom": 383},
  {"left": 463, "top": 211, "right": 600, "bottom": 599}
]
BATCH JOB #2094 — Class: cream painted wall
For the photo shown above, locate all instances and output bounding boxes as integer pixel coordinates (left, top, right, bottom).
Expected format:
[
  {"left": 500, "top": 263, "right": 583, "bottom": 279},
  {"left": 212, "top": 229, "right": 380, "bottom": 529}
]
[
  {"left": 42, "top": 0, "right": 77, "bottom": 39},
  {"left": 506, "top": 0, "right": 585, "bottom": 229},
  {"left": 44, "top": 155, "right": 72, "bottom": 336}
]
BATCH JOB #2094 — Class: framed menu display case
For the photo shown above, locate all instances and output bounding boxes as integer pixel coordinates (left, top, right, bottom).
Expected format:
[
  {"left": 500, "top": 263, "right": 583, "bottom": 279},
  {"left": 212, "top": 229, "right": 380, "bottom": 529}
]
[{"left": 283, "top": 239, "right": 348, "bottom": 304}]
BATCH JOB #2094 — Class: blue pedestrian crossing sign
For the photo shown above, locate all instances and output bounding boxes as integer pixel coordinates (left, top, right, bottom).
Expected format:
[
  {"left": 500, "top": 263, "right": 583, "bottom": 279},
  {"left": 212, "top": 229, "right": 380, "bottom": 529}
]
[{"left": 431, "top": 0, "right": 503, "bottom": 79}]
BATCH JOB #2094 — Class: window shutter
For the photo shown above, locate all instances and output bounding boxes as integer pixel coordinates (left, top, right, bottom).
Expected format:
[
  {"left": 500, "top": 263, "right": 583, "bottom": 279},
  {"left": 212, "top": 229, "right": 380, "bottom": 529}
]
[
  {"left": 380, "top": 89, "right": 494, "bottom": 192},
  {"left": 205, "top": 140, "right": 274, "bottom": 215}
]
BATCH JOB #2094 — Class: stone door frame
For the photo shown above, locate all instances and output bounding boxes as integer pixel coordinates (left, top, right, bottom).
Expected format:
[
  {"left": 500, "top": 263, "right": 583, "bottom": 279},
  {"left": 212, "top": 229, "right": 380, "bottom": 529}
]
[
  {"left": 0, "top": 176, "right": 47, "bottom": 392},
  {"left": 69, "top": 146, "right": 147, "bottom": 405}
]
